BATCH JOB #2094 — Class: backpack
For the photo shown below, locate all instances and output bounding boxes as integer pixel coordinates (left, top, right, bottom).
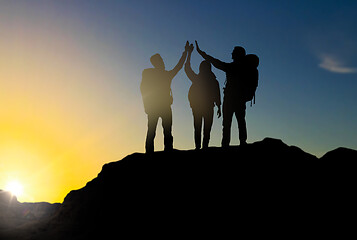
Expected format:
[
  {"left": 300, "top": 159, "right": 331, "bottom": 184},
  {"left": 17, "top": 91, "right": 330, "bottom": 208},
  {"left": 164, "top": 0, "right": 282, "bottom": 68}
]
[
  {"left": 243, "top": 54, "right": 259, "bottom": 106},
  {"left": 243, "top": 68, "right": 258, "bottom": 106}
]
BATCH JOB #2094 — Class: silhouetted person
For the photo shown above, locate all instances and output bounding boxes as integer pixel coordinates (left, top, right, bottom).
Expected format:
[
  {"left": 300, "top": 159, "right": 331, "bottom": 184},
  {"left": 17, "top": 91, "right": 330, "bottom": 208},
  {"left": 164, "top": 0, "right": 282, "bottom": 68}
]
[
  {"left": 185, "top": 43, "right": 221, "bottom": 150},
  {"left": 196, "top": 41, "right": 250, "bottom": 147},
  {"left": 141, "top": 42, "right": 189, "bottom": 153}
]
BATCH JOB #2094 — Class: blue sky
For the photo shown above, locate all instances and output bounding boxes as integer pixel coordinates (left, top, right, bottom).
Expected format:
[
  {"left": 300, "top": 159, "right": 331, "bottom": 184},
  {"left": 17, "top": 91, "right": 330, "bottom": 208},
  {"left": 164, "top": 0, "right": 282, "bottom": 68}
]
[
  {"left": 93, "top": 0, "right": 357, "bottom": 155},
  {"left": 2, "top": 0, "right": 357, "bottom": 156},
  {"left": 1, "top": 0, "right": 357, "bottom": 201}
]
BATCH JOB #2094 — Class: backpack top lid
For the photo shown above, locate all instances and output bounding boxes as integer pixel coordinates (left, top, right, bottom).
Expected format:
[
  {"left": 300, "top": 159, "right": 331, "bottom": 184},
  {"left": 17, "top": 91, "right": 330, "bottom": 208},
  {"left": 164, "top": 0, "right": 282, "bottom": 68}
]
[{"left": 245, "top": 54, "right": 259, "bottom": 68}]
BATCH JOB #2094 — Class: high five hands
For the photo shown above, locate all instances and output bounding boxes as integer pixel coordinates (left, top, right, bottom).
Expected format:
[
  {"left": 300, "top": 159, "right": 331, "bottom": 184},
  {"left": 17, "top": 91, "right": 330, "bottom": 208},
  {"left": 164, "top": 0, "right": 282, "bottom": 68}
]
[
  {"left": 184, "top": 41, "right": 194, "bottom": 54},
  {"left": 188, "top": 43, "right": 194, "bottom": 53},
  {"left": 185, "top": 40, "right": 206, "bottom": 55},
  {"left": 185, "top": 41, "right": 211, "bottom": 55}
]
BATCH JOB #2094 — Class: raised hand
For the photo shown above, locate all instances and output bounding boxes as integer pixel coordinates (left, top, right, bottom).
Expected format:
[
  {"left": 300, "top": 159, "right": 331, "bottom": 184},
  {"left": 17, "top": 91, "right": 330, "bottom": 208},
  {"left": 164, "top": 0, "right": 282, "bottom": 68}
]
[
  {"left": 185, "top": 41, "right": 190, "bottom": 52},
  {"left": 195, "top": 40, "right": 200, "bottom": 50},
  {"left": 195, "top": 40, "right": 205, "bottom": 56},
  {"left": 188, "top": 43, "right": 194, "bottom": 53}
]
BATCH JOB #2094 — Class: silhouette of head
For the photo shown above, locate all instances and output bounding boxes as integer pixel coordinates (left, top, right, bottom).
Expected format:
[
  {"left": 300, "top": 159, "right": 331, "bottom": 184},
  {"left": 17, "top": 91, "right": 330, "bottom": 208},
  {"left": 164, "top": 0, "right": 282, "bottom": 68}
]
[
  {"left": 232, "top": 46, "right": 246, "bottom": 62},
  {"left": 199, "top": 60, "right": 212, "bottom": 73},
  {"left": 150, "top": 54, "right": 165, "bottom": 70},
  {"left": 246, "top": 54, "right": 259, "bottom": 68}
]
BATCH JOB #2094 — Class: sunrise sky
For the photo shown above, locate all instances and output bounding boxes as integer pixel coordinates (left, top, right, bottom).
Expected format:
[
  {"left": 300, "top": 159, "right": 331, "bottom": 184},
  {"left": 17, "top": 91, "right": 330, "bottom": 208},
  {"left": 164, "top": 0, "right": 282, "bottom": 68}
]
[{"left": 1, "top": 0, "right": 356, "bottom": 203}]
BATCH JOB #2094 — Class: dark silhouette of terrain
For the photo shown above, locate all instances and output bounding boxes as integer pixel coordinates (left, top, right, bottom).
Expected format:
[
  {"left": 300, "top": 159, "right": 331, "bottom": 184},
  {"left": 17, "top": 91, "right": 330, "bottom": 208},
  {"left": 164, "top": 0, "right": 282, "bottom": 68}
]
[
  {"left": 0, "top": 190, "right": 60, "bottom": 238},
  {"left": 1, "top": 138, "right": 356, "bottom": 239}
]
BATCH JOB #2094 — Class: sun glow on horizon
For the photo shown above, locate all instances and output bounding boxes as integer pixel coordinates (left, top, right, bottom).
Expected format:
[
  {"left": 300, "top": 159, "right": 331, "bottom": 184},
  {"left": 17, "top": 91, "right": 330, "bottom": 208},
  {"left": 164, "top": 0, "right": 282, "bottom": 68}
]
[{"left": 5, "top": 180, "right": 24, "bottom": 198}]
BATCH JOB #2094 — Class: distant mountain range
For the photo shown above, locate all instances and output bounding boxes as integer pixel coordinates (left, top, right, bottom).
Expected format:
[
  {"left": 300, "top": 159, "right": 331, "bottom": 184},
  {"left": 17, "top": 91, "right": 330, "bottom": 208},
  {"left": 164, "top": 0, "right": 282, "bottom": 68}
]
[
  {"left": 0, "top": 190, "right": 60, "bottom": 234},
  {"left": 1, "top": 138, "right": 356, "bottom": 239}
]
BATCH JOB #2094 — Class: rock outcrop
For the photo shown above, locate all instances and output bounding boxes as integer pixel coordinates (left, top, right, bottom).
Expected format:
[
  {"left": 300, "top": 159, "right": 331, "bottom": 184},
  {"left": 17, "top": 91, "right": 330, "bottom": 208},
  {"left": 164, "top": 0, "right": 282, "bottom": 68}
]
[{"left": 2, "top": 138, "right": 357, "bottom": 239}]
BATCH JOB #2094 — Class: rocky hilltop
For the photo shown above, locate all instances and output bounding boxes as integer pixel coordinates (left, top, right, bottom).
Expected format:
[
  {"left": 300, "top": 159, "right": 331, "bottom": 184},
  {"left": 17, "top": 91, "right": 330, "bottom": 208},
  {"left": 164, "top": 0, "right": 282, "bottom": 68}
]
[{"left": 2, "top": 138, "right": 356, "bottom": 239}]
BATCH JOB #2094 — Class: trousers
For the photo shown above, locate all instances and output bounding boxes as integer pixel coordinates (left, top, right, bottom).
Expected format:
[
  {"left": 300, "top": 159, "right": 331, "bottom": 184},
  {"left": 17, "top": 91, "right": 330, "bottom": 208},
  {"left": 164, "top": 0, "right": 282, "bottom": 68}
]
[
  {"left": 145, "top": 106, "right": 173, "bottom": 153},
  {"left": 192, "top": 107, "right": 214, "bottom": 149},
  {"left": 221, "top": 98, "right": 247, "bottom": 147}
]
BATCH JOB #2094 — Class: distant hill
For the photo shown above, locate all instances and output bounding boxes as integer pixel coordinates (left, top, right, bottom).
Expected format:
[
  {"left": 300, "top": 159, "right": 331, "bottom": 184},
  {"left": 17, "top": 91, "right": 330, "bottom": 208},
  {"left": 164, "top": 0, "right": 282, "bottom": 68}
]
[
  {"left": 2, "top": 138, "right": 356, "bottom": 239},
  {"left": 0, "top": 190, "right": 60, "bottom": 237}
]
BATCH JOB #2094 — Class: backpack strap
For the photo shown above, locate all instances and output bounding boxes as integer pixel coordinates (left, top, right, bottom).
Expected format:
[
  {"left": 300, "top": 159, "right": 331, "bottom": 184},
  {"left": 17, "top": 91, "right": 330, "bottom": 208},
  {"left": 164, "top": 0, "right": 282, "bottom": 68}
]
[{"left": 250, "top": 94, "right": 256, "bottom": 107}]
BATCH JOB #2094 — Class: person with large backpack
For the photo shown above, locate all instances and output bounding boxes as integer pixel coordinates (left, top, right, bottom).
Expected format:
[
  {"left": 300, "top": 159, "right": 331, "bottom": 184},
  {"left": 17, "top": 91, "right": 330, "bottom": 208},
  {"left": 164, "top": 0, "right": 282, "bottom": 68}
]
[
  {"left": 195, "top": 41, "right": 259, "bottom": 147},
  {"left": 185, "top": 43, "right": 222, "bottom": 150},
  {"left": 141, "top": 42, "right": 189, "bottom": 153}
]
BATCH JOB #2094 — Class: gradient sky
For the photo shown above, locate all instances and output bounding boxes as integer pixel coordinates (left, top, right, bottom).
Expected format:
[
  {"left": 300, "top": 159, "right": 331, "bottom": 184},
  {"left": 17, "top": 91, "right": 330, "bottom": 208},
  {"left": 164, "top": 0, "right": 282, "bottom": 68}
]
[{"left": 1, "top": 0, "right": 356, "bottom": 203}]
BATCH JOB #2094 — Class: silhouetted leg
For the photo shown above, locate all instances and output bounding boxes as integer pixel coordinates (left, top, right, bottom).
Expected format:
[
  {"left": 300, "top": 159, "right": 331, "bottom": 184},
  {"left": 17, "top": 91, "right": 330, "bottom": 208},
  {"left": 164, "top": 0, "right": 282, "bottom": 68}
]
[
  {"left": 222, "top": 101, "right": 234, "bottom": 147},
  {"left": 192, "top": 109, "right": 202, "bottom": 150},
  {"left": 162, "top": 107, "right": 173, "bottom": 151},
  {"left": 146, "top": 113, "right": 159, "bottom": 153},
  {"left": 203, "top": 108, "right": 214, "bottom": 149},
  {"left": 236, "top": 103, "right": 247, "bottom": 145}
]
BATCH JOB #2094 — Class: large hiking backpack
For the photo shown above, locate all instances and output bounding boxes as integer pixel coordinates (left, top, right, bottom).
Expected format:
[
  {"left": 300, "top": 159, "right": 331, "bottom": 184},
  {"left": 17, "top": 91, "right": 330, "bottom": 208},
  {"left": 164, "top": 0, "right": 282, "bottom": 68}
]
[
  {"left": 243, "top": 54, "right": 259, "bottom": 106},
  {"left": 224, "top": 55, "right": 259, "bottom": 106},
  {"left": 243, "top": 69, "right": 258, "bottom": 105}
]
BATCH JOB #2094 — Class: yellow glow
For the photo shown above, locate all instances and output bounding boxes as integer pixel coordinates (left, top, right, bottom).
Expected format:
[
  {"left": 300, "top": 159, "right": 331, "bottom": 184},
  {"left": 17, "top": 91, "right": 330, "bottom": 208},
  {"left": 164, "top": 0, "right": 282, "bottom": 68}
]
[
  {"left": 0, "top": 8, "right": 144, "bottom": 203},
  {"left": 5, "top": 180, "right": 24, "bottom": 197}
]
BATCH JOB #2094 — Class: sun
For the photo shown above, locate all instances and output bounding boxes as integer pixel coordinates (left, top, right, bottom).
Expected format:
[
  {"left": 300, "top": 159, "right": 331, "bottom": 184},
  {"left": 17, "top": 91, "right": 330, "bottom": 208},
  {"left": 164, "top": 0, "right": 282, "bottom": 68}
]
[{"left": 5, "top": 180, "right": 24, "bottom": 197}]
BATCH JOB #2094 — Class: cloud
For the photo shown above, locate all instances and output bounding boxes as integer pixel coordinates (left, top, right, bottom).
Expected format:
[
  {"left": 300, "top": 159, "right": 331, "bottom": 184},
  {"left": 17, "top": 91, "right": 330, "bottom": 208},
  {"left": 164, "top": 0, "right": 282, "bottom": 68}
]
[{"left": 319, "top": 55, "right": 357, "bottom": 74}]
